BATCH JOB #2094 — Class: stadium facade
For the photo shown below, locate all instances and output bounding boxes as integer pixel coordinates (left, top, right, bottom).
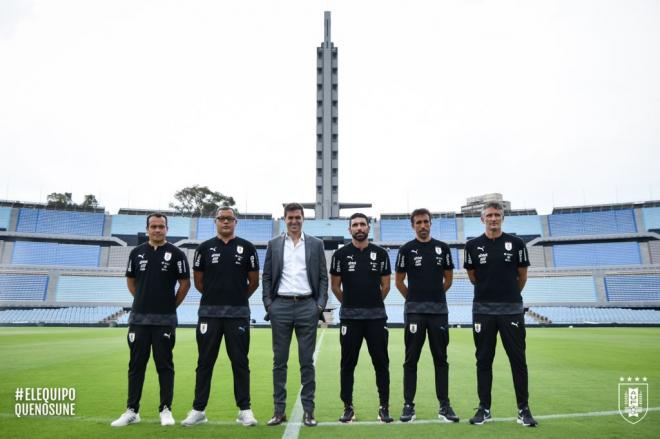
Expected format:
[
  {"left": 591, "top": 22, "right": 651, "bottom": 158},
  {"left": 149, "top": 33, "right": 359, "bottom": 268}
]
[{"left": 1, "top": 198, "right": 660, "bottom": 326}]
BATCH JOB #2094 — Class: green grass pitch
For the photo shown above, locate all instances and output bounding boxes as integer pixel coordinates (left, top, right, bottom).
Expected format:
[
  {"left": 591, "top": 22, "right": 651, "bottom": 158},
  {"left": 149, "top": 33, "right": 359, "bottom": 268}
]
[{"left": 1, "top": 326, "right": 658, "bottom": 438}]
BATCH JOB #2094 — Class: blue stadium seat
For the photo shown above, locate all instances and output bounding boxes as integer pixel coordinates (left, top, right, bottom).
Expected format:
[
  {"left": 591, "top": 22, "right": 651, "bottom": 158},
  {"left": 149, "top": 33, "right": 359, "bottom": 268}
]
[
  {"left": 0, "top": 206, "right": 11, "bottom": 230},
  {"left": 380, "top": 218, "right": 457, "bottom": 242},
  {"left": 16, "top": 208, "right": 105, "bottom": 236},
  {"left": 548, "top": 210, "right": 637, "bottom": 236},
  {"left": 12, "top": 242, "right": 101, "bottom": 267},
  {"left": 111, "top": 214, "right": 191, "bottom": 238},
  {"left": 642, "top": 207, "right": 660, "bottom": 231},
  {"left": 553, "top": 242, "right": 641, "bottom": 267},
  {"left": 0, "top": 273, "right": 49, "bottom": 301},
  {"left": 197, "top": 218, "right": 273, "bottom": 241},
  {"left": 605, "top": 274, "right": 660, "bottom": 301},
  {"left": 463, "top": 215, "right": 542, "bottom": 240}
]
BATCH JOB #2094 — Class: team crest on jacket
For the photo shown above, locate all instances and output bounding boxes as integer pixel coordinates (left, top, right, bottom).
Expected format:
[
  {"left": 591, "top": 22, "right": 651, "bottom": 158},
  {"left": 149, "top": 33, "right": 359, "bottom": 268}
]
[
  {"left": 164, "top": 251, "right": 172, "bottom": 261},
  {"left": 435, "top": 246, "right": 442, "bottom": 255},
  {"left": 505, "top": 242, "right": 512, "bottom": 251},
  {"left": 409, "top": 323, "right": 417, "bottom": 334},
  {"left": 200, "top": 323, "right": 207, "bottom": 334},
  {"left": 370, "top": 251, "right": 377, "bottom": 261},
  {"left": 341, "top": 325, "right": 347, "bottom": 336},
  {"left": 237, "top": 245, "right": 244, "bottom": 254},
  {"left": 128, "top": 332, "right": 135, "bottom": 342},
  {"left": 474, "top": 323, "right": 481, "bottom": 333}
]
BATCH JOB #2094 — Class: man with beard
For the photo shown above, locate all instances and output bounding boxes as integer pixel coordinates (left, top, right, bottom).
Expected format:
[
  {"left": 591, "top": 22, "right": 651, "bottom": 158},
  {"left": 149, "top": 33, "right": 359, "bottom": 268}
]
[
  {"left": 395, "top": 208, "right": 459, "bottom": 423},
  {"left": 330, "top": 213, "right": 393, "bottom": 423},
  {"left": 181, "top": 207, "right": 260, "bottom": 427}
]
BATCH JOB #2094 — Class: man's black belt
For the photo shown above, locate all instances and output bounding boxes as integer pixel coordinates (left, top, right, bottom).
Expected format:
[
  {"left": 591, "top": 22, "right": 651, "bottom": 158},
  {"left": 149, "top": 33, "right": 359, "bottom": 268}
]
[{"left": 277, "top": 295, "right": 313, "bottom": 302}]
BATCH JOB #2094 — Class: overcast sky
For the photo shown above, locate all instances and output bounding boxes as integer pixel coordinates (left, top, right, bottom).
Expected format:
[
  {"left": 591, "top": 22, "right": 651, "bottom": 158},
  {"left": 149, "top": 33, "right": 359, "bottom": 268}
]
[{"left": 1, "top": 0, "right": 659, "bottom": 217}]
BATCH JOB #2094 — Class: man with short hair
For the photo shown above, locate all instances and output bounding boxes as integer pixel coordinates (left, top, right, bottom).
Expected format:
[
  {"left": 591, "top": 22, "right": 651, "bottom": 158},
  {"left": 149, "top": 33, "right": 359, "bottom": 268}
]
[
  {"left": 262, "top": 202, "right": 328, "bottom": 427},
  {"left": 181, "top": 207, "right": 260, "bottom": 427},
  {"left": 464, "top": 202, "right": 538, "bottom": 427},
  {"left": 112, "top": 213, "right": 190, "bottom": 427},
  {"left": 396, "top": 208, "right": 459, "bottom": 423},
  {"left": 330, "top": 213, "right": 393, "bottom": 423}
]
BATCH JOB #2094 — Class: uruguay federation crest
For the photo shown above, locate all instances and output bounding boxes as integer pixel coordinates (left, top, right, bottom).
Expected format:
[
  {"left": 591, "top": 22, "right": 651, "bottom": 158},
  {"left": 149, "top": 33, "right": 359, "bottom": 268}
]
[
  {"left": 164, "top": 251, "right": 172, "bottom": 261},
  {"left": 200, "top": 323, "right": 208, "bottom": 335},
  {"left": 505, "top": 242, "right": 512, "bottom": 251},
  {"left": 409, "top": 323, "right": 417, "bottom": 334},
  {"left": 474, "top": 323, "right": 481, "bottom": 333},
  {"left": 618, "top": 377, "right": 649, "bottom": 424},
  {"left": 435, "top": 246, "right": 442, "bottom": 255},
  {"left": 128, "top": 332, "right": 135, "bottom": 343},
  {"left": 370, "top": 251, "right": 377, "bottom": 261},
  {"left": 341, "top": 325, "right": 347, "bottom": 336},
  {"left": 237, "top": 245, "right": 244, "bottom": 254}
]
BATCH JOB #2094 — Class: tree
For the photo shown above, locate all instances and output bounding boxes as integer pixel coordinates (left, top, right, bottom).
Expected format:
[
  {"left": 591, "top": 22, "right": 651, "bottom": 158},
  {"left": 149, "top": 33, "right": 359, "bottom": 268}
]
[
  {"left": 81, "top": 194, "right": 99, "bottom": 209},
  {"left": 46, "top": 192, "right": 73, "bottom": 208},
  {"left": 169, "top": 185, "right": 235, "bottom": 216}
]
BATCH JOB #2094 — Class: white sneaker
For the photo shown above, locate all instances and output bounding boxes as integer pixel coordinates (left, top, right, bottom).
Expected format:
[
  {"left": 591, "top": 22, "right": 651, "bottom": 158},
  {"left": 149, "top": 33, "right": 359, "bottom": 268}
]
[
  {"left": 181, "top": 409, "right": 208, "bottom": 427},
  {"left": 110, "top": 408, "right": 140, "bottom": 427},
  {"left": 160, "top": 407, "right": 175, "bottom": 426},
  {"left": 236, "top": 408, "right": 258, "bottom": 426}
]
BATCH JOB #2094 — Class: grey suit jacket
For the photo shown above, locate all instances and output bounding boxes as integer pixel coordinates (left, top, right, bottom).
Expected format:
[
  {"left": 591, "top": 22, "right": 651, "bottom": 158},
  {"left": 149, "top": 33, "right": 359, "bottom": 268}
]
[{"left": 262, "top": 233, "right": 328, "bottom": 320}]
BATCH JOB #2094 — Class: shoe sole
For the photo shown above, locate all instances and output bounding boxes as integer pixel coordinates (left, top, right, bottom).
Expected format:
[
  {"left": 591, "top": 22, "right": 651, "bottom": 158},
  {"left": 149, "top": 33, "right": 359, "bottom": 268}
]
[
  {"left": 438, "top": 415, "right": 459, "bottom": 423},
  {"left": 182, "top": 418, "right": 208, "bottom": 427},
  {"left": 378, "top": 417, "right": 394, "bottom": 424},
  {"left": 236, "top": 420, "right": 258, "bottom": 426},
  {"left": 160, "top": 421, "right": 175, "bottom": 426},
  {"left": 111, "top": 417, "right": 140, "bottom": 427},
  {"left": 469, "top": 417, "right": 491, "bottom": 425},
  {"left": 517, "top": 418, "right": 537, "bottom": 427},
  {"left": 339, "top": 416, "right": 356, "bottom": 423},
  {"left": 399, "top": 415, "right": 415, "bottom": 422}
]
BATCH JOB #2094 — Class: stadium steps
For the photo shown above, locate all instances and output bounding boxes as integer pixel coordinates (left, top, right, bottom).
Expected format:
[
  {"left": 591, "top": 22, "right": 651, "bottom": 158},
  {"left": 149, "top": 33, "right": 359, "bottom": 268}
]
[
  {"left": 526, "top": 309, "right": 551, "bottom": 324},
  {"left": 105, "top": 308, "right": 128, "bottom": 323}
]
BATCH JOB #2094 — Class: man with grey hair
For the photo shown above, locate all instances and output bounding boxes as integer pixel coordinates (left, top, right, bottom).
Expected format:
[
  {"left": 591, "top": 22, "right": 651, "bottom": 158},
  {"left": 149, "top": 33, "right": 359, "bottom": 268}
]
[{"left": 464, "top": 201, "right": 537, "bottom": 427}]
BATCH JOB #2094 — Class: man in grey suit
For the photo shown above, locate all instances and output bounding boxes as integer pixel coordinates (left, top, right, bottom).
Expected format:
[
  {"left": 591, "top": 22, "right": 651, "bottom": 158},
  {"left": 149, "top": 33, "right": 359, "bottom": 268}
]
[{"left": 262, "top": 202, "right": 328, "bottom": 427}]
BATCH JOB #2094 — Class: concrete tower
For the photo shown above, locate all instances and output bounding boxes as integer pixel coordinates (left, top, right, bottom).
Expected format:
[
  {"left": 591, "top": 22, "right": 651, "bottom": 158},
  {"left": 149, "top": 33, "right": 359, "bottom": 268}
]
[{"left": 315, "top": 11, "right": 339, "bottom": 219}]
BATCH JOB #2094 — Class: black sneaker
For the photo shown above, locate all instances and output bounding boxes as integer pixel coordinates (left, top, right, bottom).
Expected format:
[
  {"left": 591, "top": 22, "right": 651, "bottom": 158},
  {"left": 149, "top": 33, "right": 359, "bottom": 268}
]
[
  {"left": 399, "top": 403, "right": 415, "bottom": 422},
  {"left": 439, "top": 405, "right": 460, "bottom": 423},
  {"left": 469, "top": 406, "right": 491, "bottom": 425},
  {"left": 378, "top": 406, "right": 394, "bottom": 423},
  {"left": 339, "top": 405, "right": 355, "bottom": 423},
  {"left": 517, "top": 407, "right": 538, "bottom": 427}
]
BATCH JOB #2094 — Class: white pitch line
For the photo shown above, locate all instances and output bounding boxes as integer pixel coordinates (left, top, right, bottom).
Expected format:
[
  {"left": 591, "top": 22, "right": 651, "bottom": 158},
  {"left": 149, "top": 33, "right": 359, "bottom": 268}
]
[
  {"left": 2, "top": 405, "right": 658, "bottom": 426},
  {"left": 310, "top": 406, "right": 660, "bottom": 426},
  {"left": 281, "top": 328, "right": 326, "bottom": 439}
]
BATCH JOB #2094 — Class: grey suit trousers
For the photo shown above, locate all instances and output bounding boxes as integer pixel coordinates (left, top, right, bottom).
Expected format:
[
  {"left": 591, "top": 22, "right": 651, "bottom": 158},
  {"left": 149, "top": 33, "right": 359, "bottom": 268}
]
[{"left": 270, "top": 297, "right": 318, "bottom": 413}]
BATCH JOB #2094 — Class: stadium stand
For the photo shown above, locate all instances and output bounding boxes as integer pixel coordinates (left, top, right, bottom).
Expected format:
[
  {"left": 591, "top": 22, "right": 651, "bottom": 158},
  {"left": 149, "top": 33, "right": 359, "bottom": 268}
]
[
  {"left": 530, "top": 306, "right": 660, "bottom": 325},
  {"left": 16, "top": 208, "right": 105, "bottom": 236},
  {"left": 197, "top": 217, "right": 272, "bottom": 241},
  {"left": 2, "top": 199, "right": 660, "bottom": 327},
  {"left": 0, "top": 273, "right": 49, "bottom": 301},
  {"left": 380, "top": 217, "right": 456, "bottom": 242},
  {"left": 0, "top": 206, "right": 11, "bottom": 231},
  {"left": 605, "top": 274, "right": 660, "bottom": 302},
  {"left": 463, "top": 215, "right": 542, "bottom": 240},
  {"left": 552, "top": 242, "right": 641, "bottom": 267},
  {"left": 0, "top": 306, "right": 121, "bottom": 324},
  {"left": 548, "top": 209, "right": 637, "bottom": 236},
  {"left": 111, "top": 214, "right": 191, "bottom": 239},
  {"left": 642, "top": 206, "right": 660, "bottom": 232},
  {"left": 12, "top": 241, "right": 101, "bottom": 267}
]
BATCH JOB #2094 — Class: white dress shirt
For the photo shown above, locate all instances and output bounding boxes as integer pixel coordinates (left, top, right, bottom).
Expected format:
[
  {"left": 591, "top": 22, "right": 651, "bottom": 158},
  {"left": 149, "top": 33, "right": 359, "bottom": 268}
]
[{"left": 277, "top": 233, "right": 312, "bottom": 296}]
